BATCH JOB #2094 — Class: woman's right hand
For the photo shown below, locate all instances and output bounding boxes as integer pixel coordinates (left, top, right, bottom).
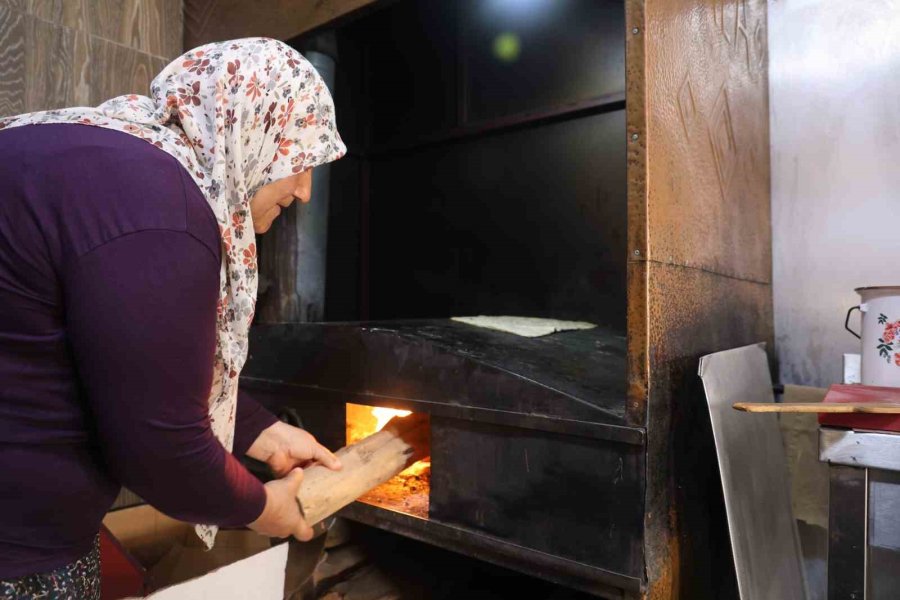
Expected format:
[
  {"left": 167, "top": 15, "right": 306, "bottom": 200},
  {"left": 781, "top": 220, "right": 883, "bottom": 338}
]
[{"left": 248, "top": 468, "right": 314, "bottom": 541}]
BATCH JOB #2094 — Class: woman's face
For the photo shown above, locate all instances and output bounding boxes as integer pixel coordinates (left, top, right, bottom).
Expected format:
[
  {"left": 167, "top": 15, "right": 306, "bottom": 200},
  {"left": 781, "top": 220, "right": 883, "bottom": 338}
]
[{"left": 249, "top": 169, "right": 313, "bottom": 234}]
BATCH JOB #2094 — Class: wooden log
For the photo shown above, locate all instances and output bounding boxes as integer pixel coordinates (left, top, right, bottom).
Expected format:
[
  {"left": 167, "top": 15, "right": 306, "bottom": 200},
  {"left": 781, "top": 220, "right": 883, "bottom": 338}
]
[{"left": 297, "top": 413, "right": 429, "bottom": 526}]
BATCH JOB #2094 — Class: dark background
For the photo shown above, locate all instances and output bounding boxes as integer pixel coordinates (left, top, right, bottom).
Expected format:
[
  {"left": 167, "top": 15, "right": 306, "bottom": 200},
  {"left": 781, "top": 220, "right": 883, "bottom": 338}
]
[{"left": 302, "top": 0, "right": 626, "bottom": 330}]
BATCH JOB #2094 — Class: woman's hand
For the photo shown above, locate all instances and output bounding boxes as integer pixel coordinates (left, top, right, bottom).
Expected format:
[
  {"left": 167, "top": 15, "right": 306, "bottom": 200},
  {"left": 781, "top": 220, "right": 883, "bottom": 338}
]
[
  {"left": 246, "top": 421, "right": 342, "bottom": 477},
  {"left": 248, "top": 468, "right": 313, "bottom": 541}
]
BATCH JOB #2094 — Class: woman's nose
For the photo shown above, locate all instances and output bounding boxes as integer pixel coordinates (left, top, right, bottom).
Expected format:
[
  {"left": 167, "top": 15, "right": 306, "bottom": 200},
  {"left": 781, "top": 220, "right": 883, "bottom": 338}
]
[{"left": 294, "top": 184, "right": 312, "bottom": 204}]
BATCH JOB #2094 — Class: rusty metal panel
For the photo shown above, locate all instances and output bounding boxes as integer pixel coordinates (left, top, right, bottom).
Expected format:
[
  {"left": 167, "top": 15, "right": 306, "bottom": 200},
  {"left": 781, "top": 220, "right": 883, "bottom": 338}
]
[
  {"left": 625, "top": 0, "right": 649, "bottom": 429},
  {"left": 184, "top": 0, "right": 383, "bottom": 48},
  {"left": 642, "top": 264, "right": 773, "bottom": 599},
  {"left": 626, "top": 259, "right": 649, "bottom": 427},
  {"left": 627, "top": 0, "right": 773, "bottom": 597},
  {"left": 644, "top": 0, "right": 771, "bottom": 283}
]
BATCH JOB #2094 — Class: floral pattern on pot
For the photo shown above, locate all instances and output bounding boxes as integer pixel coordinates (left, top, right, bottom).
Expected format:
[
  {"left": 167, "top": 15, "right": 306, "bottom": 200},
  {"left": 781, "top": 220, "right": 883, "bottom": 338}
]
[
  {"left": 0, "top": 37, "right": 346, "bottom": 547},
  {"left": 875, "top": 313, "right": 900, "bottom": 365}
]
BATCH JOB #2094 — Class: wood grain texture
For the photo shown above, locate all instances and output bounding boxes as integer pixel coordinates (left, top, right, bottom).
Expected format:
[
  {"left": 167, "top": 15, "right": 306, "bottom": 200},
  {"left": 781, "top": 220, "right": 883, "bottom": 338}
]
[
  {"left": 0, "top": 0, "right": 179, "bottom": 116},
  {"left": 0, "top": 5, "right": 26, "bottom": 117},
  {"left": 184, "top": 0, "right": 380, "bottom": 48},
  {"left": 24, "top": 15, "right": 73, "bottom": 111},
  {"left": 71, "top": 27, "right": 90, "bottom": 105},
  {"left": 87, "top": 0, "right": 139, "bottom": 49},
  {"left": 88, "top": 36, "right": 165, "bottom": 104},
  {"left": 161, "top": 0, "right": 182, "bottom": 58},
  {"left": 0, "top": 6, "right": 76, "bottom": 116},
  {"left": 88, "top": 0, "right": 169, "bottom": 58},
  {"left": 30, "top": 0, "right": 86, "bottom": 28},
  {"left": 0, "top": 0, "right": 28, "bottom": 12}
]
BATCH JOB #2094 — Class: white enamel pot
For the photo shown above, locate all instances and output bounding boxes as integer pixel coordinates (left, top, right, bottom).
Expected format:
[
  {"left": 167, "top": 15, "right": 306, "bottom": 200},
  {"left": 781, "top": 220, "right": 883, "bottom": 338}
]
[{"left": 846, "top": 286, "right": 900, "bottom": 387}]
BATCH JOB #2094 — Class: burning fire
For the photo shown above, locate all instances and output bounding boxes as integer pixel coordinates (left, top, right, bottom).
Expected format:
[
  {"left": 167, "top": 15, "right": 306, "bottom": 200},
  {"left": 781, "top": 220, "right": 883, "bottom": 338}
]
[
  {"left": 372, "top": 407, "right": 411, "bottom": 431},
  {"left": 346, "top": 403, "right": 412, "bottom": 445},
  {"left": 345, "top": 402, "right": 431, "bottom": 518}
]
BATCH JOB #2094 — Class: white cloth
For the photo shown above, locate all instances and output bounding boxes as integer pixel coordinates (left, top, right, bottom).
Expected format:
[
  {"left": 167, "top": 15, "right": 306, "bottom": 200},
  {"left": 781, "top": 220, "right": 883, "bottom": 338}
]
[
  {"left": 451, "top": 316, "right": 596, "bottom": 337},
  {"left": 0, "top": 37, "right": 346, "bottom": 546}
]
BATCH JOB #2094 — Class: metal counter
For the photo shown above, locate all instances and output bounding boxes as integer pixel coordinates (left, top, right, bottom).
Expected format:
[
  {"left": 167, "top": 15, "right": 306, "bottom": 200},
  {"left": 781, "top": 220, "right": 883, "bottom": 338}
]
[{"left": 820, "top": 428, "right": 900, "bottom": 599}]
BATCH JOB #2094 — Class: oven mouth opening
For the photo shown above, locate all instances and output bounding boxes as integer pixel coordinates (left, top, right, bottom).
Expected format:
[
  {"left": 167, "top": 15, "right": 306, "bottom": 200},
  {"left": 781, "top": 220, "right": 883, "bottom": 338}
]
[{"left": 345, "top": 402, "right": 431, "bottom": 518}]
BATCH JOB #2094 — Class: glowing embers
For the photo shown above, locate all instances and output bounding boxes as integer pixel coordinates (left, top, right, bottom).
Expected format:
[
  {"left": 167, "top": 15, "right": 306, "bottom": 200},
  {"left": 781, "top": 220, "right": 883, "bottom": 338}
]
[{"left": 345, "top": 403, "right": 430, "bottom": 518}]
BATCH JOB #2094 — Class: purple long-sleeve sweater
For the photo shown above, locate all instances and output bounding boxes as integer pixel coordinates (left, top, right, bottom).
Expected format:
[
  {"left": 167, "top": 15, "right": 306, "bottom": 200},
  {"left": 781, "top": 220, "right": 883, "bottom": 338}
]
[{"left": 0, "top": 123, "right": 279, "bottom": 579}]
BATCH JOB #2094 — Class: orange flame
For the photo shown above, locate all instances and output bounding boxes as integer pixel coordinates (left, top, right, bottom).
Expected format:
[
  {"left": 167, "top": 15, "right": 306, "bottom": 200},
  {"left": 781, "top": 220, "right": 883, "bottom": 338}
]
[
  {"left": 371, "top": 407, "right": 411, "bottom": 431},
  {"left": 346, "top": 403, "right": 412, "bottom": 445}
]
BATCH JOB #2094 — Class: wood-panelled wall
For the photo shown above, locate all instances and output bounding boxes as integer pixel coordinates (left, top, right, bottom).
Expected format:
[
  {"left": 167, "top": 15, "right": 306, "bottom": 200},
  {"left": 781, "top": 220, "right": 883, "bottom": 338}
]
[{"left": 0, "top": 0, "right": 182, "bottom": 117}]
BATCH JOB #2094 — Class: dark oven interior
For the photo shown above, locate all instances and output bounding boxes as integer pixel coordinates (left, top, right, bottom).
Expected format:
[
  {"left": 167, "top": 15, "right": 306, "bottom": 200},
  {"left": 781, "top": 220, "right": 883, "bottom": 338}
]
[
  {"left": 258, "top": 0, "right": 627, "bottom": 328},
  {"left": 246, "top": 1, "right": 638, "bottom": 598}
]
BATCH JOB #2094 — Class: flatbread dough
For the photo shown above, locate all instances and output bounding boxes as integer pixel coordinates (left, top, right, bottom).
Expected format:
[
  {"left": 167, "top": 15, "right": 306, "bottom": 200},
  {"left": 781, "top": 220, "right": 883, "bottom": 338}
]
[{"left": 451, "top": 316, "right": 596, "bottom": 338}]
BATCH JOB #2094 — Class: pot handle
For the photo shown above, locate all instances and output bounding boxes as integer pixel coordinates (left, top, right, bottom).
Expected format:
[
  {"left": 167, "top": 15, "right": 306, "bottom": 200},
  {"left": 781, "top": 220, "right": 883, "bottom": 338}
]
[{"left": 845, "top": 305, "right": 862, "bottom": 339}]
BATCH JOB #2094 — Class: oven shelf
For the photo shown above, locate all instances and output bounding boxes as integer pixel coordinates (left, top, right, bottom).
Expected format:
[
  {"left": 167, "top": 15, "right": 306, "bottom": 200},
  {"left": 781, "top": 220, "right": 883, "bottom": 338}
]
[{"left": 363, "top": 92, "right": 627, "bottom": 158}]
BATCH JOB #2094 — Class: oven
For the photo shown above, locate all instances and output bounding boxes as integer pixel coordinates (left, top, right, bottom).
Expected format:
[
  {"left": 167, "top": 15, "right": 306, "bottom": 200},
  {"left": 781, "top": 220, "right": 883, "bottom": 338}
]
[{"left": 242, "top": 320, "right": 643, "bottom": 598}]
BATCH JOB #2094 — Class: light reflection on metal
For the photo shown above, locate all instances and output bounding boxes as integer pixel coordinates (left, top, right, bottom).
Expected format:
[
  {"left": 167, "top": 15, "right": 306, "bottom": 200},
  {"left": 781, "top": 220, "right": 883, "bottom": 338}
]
[
  {"left": 480, "top": 0, "right": 555, "bottom": 30},
  {"left": 820, "top": 427, "right": 900, "bottom": 472},
  {"left": 493, "top": 32, "right": 521, "bottom": 62},
  {"left": 699, "top": 344, "right": 807, "bottom": 599},
  {"left": 485, "top": 0, "right": 553, "bottom": 18}
]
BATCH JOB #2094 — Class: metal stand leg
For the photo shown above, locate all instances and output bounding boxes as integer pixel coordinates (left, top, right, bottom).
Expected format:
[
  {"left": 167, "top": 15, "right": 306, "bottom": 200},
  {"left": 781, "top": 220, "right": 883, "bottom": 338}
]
[{"left": 828, "top": 465, "right": 867, "bottom": 600}]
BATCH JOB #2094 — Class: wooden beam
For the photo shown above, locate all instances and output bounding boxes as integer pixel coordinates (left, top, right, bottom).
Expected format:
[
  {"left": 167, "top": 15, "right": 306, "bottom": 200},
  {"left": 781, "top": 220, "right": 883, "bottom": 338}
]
[{"left": 184, "top": 0, "right": 381, "bottom": 49}]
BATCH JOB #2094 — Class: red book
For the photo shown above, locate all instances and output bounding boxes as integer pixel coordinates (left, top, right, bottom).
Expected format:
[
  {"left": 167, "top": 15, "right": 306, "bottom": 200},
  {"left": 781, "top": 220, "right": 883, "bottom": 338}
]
[{"left": 818, "top": 384, "right": 900, "bottom": 432}]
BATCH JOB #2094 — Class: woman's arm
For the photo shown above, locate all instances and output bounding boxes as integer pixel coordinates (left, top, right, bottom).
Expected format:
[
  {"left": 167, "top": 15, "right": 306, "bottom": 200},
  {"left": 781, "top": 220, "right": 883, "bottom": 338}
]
[
  {"left": 65, "top": 229, "right": 268, "bottom": 527},
  {"left": 233, "top": 389, "right": 279, "bottom": 458},
  {"left": 237, "top": 388, "right": 342, "bottom": 477}
]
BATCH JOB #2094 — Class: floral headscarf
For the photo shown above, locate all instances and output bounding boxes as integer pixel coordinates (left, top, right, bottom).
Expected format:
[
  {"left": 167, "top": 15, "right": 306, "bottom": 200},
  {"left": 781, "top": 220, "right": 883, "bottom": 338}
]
[{"left": 0, "top": 38, "right": 345, "bottom": 545}]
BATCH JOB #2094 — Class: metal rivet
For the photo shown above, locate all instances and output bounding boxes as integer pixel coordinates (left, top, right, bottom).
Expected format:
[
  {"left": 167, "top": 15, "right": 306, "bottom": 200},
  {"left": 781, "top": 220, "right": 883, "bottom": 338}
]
[
  {"left": 632, "top": 27, "right": 640, "bottom": 34},
  {"left": 634, "top": 249, "right": 640, "bottom": 256},
  {"left": 630, "top": 133, "right": 639, "bottom": 141}
]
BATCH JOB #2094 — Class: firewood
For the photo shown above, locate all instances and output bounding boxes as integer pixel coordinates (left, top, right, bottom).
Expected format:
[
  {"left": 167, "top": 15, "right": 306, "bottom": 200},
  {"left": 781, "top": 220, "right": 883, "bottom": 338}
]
[{"left": 297, "top": 413, "right": 429, "bottom": 527}]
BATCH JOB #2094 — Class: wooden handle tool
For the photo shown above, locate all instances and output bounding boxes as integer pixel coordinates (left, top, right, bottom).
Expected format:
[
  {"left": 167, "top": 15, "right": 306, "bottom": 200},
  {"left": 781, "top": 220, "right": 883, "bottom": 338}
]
[{"left": 733, "top": 402, "right": 900, "bottom": 414}]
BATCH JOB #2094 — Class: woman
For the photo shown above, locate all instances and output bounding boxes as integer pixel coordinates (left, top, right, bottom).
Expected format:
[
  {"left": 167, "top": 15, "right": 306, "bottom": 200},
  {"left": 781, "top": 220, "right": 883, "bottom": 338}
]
[{"left": 0, "top": 38, "right": 345, "bottom": 598}]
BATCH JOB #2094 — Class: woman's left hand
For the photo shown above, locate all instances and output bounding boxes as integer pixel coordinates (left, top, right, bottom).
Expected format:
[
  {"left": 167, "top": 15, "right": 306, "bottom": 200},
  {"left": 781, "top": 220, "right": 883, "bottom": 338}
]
[{"left": 246, "top": 421, "right": 342, "bottom": 477}]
